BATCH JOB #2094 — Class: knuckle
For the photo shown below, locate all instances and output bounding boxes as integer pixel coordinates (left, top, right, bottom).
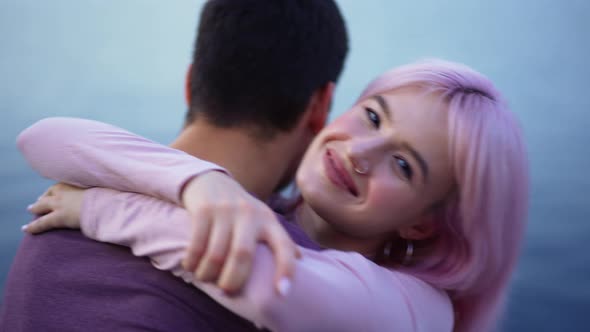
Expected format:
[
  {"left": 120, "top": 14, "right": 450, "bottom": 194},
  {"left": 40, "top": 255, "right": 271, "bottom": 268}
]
[
  {"left": 279, "top": 239, "right": 296, "bottom": 253},
  {"left": 44, "top": 197, "right": 57, "bottom": 207},
  {"left": 231, "top": 246, "right": 253, "bottom": 262},
  {"left": 235, "top": 200, "right": 250, "bottom": 211},
  {"left": 219, "top": 201, "right": 239, "bottom": 213},
  {"left": 204, "top": 253, "right": 225, "bottom": 267},
  {"left": 199, "top": 201, "right": 233, "bottom": 214},
  {"left": 188, "top": 246, "right": 206, "bottom": 260},
  {"left": 51, "top": 188, "right": 63, "bottom": 198},
  {"left": 193, "top": 202, "right": 213, "bottom": 215}
]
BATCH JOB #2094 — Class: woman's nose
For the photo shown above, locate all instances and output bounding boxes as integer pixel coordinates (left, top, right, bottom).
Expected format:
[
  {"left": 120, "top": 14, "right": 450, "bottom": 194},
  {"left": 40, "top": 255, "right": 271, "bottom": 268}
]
[{"left": 346, "top": 137, "right": 388, "bottom": 175}]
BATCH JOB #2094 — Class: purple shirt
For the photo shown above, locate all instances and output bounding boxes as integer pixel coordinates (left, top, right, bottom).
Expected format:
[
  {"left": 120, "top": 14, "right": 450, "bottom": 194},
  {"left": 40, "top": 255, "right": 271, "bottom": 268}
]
[{"left": 0, "top": 214, "right": 320, "bottom": 331}]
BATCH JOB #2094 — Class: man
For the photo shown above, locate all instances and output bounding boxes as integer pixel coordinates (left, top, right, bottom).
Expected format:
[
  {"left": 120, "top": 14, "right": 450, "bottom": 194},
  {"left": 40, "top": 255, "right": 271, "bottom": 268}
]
[{"left": 0, "top": 0, "right": 348, "bottom": 331}]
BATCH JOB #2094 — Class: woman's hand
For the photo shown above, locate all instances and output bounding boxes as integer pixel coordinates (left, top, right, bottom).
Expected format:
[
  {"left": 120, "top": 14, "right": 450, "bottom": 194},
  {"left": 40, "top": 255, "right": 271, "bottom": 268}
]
[
  {"left": 23, "top": 183, "right": 85, "bottom": 233},
  {"left": 181, "top": 171, "right": 300, "bottom": 295}
]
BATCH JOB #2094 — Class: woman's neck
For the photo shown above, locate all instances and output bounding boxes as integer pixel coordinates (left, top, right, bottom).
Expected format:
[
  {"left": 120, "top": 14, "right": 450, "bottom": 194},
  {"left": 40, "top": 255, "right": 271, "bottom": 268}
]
[{"left": 295, "top": 202, "right": 385, "bottom": 258}]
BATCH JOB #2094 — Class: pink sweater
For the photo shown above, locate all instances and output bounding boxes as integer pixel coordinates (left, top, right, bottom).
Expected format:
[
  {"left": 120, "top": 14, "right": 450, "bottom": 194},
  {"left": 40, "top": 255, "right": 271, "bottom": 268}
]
[{"left": 17, "top": 117, "right": 453, "bottom": 332}]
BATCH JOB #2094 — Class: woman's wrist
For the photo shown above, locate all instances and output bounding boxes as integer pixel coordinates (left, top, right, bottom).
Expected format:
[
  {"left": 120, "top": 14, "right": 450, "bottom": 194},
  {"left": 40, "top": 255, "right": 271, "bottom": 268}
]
[
  {"left": 79, "top": 187, "right": 107, "bottom": 238},
  {"left": 180, "top": 170, "right": 232, "bottom": 210}
]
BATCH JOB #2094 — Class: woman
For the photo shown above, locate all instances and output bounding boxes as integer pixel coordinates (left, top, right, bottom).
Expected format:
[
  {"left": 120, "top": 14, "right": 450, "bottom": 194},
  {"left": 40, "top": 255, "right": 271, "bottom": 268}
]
[{"left": 19, "top": 59, "right": 529, "bottom": 332}]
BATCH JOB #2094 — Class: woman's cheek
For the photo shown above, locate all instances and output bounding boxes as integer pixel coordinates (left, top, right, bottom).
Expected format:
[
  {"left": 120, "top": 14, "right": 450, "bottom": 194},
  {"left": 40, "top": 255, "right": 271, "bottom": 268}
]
[{"left": 367, "top": 184, "right": 413, "bottom": 226}]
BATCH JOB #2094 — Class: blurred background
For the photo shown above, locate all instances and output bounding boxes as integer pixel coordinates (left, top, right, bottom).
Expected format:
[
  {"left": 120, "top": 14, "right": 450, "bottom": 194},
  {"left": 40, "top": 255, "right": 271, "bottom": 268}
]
[{"left": 1, "top": 0, "right": 588, "bottom": 330}]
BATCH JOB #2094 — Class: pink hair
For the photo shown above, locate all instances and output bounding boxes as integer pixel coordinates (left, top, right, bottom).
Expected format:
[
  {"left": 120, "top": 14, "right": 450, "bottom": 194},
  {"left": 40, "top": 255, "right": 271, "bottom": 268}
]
[{"left": 358, "top": 60, "right": 529, "bottom": 332}]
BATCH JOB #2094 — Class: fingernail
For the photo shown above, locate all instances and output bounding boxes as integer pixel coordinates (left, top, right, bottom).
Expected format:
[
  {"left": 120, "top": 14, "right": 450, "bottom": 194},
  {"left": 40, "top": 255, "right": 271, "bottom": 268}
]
[
  {"left": 27, "top": 204, "right": 33, "bottom": 211},
  {"left": 277, "top": 278, "right": 291, "bottom": 297},
  {"left": 21, "top": 224, "right": 29, "bottom": 231}
]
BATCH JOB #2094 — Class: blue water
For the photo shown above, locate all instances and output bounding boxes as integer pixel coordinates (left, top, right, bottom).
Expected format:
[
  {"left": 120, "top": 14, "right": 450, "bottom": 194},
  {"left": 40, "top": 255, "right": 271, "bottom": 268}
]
[{"left": 1, "top": 1, "right": 589, "bottom": 330}]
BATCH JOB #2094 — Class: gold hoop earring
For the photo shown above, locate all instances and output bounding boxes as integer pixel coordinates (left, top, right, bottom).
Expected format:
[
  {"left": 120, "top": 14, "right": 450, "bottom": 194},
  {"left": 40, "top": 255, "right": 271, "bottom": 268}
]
[{"left": 352, "top": 158, "right": 369, "bottom": 175}]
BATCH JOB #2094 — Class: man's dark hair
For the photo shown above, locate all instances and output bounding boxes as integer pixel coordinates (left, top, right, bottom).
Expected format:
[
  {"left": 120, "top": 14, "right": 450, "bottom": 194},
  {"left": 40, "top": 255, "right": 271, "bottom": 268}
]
[{"left": 186, "top": 0, "right": 348, "bottom": 137}]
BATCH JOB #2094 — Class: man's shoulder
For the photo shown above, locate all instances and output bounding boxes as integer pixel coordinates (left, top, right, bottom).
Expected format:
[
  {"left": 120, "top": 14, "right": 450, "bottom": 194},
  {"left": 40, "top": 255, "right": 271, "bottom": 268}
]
[
  {"left": 14, "top": 230, "right": 140, "bottom": 274},
  {"left": 9, "top": 229, "right": 181, "bottom": 290},
  {"left": 1, "top": 231, "right": 185, "bottom": 330},
  {"left": 0, "top": 230, "right": 261, "bottom": 332}
]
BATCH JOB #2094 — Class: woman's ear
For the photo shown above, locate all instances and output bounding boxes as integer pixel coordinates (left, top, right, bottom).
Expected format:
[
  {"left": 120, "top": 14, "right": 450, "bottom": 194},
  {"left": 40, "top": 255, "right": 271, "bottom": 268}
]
[
  {"left": 398, "top": 215, "right": 436, "bottom": 241},
  {"left": 308, "top": 82, "right": 334, "bottom": 134}
]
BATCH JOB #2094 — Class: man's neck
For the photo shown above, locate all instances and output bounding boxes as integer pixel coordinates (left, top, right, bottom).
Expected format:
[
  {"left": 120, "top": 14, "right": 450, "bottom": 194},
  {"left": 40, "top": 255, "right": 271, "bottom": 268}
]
[{"left": 170, "top": 120, "right": 292, "bottom": 201}]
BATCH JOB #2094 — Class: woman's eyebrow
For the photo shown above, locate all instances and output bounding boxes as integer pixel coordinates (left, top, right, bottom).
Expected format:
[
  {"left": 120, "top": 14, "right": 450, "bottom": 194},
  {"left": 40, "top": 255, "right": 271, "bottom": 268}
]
[{"left": 373, "top": 95, "right": 392, "bottom": 122}]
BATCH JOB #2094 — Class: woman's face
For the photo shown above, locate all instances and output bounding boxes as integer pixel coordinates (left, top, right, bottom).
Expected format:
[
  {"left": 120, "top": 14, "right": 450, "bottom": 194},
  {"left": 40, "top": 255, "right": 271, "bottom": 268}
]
[{"left": 296, "top": 87, "right": 454, "bottom": 239}]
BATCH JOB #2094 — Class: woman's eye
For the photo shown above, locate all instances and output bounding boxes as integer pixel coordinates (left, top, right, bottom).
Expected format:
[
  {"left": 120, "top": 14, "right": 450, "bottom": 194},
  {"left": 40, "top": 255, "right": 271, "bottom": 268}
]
[
  {"left": 394, "top": 156, "right": 413, "bottom": 180},
  {"left": 365, "top": 107, "right": 380, "bottom": 128}
]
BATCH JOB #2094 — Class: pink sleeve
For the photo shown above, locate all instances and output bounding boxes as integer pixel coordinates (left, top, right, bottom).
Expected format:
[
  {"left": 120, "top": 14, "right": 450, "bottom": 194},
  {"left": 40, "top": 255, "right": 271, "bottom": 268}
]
[
  {"left": 16, "top": 117, "right": 226, "bottom": 204},
  {"left": 81, "top": 188, "right": 454, "bottom": 332}
]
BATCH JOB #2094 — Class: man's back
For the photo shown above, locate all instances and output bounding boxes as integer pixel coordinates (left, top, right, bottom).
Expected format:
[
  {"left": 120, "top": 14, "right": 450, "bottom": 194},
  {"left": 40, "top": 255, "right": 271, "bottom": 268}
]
[
  {"left": 0, "top": 230, "right": 261, "bottom": 332},
  {"left": 1, "top": 0, "right": 348, "bottom": 329}
]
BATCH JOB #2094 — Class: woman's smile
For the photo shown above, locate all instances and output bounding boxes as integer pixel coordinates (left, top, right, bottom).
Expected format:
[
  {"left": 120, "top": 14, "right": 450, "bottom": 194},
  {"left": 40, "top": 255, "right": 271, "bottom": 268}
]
[{"left": 323, "top": 148, "right": 358, "bottom": 197}]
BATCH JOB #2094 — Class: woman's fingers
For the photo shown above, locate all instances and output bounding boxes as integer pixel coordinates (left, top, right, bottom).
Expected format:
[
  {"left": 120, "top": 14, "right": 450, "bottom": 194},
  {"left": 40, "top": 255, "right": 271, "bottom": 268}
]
[
  {"left": 182, "top": 213, "right": 212, "bottom": 272},
  {"left": 23, "top": 212, "right": 61, "bottom": 234},
  {"left": 27, "top": 196, "right": 54, "bottom": 216},
  {"left": 37, "top": 185, "right": 57, "bottom": 198},
  {"left": 217, "top": 220, "right": 258, "bottom": 294},
  {"left": 216, "top": 211, "right": 299, "bottom": 296},
  {"left": 23, "top": 183, "right": 86, "bottom": 235},
  {"left": 263, "top": 220, "right": 300, "bottom": 295},
  {"left": 182, "top": 172, "right": 297, "bottom": 295},
  {"left": 195, "top": 218, "right": 232, "bottom": 282}
]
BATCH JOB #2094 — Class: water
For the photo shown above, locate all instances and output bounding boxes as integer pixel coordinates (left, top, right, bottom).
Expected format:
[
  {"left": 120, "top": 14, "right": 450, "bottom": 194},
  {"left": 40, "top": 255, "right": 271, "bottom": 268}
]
[{"left": 1, "top": 0, "right": 589, "bottom": 330}]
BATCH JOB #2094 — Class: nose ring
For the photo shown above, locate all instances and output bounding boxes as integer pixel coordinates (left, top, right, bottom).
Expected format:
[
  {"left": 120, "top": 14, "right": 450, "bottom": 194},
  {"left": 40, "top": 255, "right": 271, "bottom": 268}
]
[{"left": 352, "top": 159, "right": 369, "bottom": 175}]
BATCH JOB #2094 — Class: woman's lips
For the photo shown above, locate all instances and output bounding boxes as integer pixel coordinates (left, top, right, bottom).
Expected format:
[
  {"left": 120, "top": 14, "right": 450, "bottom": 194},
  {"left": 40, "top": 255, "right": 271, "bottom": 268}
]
[{"left": 323, "top": 148, "right": 358, "bottom": 197}]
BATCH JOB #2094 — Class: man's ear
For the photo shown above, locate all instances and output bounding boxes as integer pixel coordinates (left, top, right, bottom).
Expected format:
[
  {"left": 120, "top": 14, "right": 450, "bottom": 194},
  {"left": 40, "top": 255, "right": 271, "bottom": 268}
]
[
  {"left": 307, "top": 82, "right": 335, "bottom": 135},
  {"left": 185, "top": 63, "right": 193, "bottom": 106},
  {"left": 398, "top": 214, "right": 436, "bottom": 241}
]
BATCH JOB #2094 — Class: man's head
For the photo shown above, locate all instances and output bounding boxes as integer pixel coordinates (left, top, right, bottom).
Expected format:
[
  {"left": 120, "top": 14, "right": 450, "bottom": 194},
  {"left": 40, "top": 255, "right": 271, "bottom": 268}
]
[{"left": 185, "top": 0, "right": 348, "bottom": 139}]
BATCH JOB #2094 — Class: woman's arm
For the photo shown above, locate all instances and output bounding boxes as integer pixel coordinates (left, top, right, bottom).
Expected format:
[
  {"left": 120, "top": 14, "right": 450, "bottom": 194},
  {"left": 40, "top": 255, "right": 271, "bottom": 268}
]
[
  {"left": 17, "top": 117, "right": 225, "bottom": 204},
  {"left": 80, "top": 188, "right": 453, "bottom": 332},
  {"left": 19, "top": 117, "right": 300, "bottom": 294}
]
